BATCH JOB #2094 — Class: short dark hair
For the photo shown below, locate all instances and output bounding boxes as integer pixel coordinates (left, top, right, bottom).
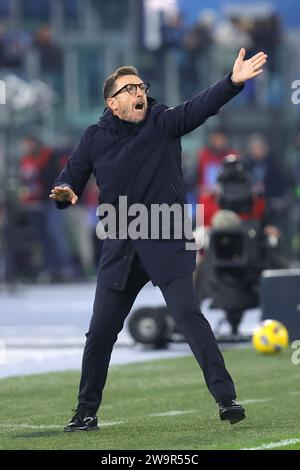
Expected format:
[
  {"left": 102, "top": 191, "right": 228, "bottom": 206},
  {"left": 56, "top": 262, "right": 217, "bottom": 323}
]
[{"left": 103, "top": 66, "right": 139, "bottom": 101}]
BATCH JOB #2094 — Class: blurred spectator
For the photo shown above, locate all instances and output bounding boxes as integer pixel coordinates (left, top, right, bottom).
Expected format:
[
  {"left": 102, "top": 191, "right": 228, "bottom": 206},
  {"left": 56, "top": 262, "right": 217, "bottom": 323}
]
[
  {"left": 161, "top": 10, "right": 186, "bottom": 50},
  {"left": 181, "top": 10, "right": 215, "bottom": 96},
  {"left": 214, "top": 14, "right": 253, "bottom": 101},
  {"left": 197, "top": 128, "right": 238, "bottom": 196},
  {"left": 160, "top": 11, "right": 187, "bottom": 99},
  {"left": 248, "top": 12, "right": 282, "bottom": 74},
  {"left": 0, "top": 21, "right": 31, "bottom": 71},
  {"left": 34, "top": 25, "right": 63, "bottom": 94},
  {"left": 215, "top": 14, "right": 253, "bottom": 50},
  {"left": 19, "top": 135, "right": 74, "bottom": 281},
  {"left": 247, "top": 12, "right": 283, "bottom": 105},
  {"left": 245, "top": 133, "right": 287, "bottom": 226}
]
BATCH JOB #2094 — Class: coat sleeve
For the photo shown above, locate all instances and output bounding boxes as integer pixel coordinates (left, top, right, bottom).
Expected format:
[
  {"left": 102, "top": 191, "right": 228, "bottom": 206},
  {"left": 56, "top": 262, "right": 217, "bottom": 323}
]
[
  {"left": 153, "top": 74, "right": 244, "bottom": 139},
  {"left": 54, "top": 127, "right": 95, "bottom": 209}
]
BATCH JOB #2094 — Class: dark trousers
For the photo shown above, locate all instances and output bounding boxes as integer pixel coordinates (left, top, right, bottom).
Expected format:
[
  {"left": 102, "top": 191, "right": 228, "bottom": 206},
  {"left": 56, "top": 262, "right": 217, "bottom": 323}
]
[{"left": 77, "top": 252, "right": 236, "bottom": 414}]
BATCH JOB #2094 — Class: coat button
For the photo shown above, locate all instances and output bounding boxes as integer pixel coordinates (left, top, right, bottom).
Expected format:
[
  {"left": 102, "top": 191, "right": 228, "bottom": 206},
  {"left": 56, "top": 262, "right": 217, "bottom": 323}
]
[{"left": 114, "top": 282, "right": 118, "bottom": 286}]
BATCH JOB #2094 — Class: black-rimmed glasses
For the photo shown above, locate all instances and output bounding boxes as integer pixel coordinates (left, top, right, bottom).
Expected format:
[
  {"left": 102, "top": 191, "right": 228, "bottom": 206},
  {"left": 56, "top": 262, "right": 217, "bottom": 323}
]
[{"left": 110, "top": 82, "right": 150, "bottom": 98}]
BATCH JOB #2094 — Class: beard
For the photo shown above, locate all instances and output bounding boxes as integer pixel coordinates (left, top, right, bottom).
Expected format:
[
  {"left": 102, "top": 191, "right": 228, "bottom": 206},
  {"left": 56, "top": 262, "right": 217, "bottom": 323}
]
[{"left": 118, "top": 103, "right": 147, "bottom": 123}]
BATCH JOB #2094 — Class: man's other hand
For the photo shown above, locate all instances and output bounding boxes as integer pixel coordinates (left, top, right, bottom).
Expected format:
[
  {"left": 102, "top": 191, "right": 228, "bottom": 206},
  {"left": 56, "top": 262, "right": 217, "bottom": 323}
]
[
  {"left": 231, "top": 48, "right": 268, "bottom": 85},
  {"left": 49, "top": 186, "right": 78, "bottom": 205}
]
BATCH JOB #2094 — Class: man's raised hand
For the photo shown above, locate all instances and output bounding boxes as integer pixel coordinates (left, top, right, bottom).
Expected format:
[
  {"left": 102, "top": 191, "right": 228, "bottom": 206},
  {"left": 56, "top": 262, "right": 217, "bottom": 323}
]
[
  {"left": 231, "top": 48, "right": 268, "bottom": 85},
  {"left": 49, "top": 186, "right": 78, "bottom": 205}
]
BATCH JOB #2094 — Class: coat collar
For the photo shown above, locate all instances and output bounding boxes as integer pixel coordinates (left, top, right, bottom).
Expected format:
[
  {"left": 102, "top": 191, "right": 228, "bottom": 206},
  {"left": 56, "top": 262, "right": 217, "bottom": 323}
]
[{"left": 97, "top": 96, "right": 157, "bottom": 135}]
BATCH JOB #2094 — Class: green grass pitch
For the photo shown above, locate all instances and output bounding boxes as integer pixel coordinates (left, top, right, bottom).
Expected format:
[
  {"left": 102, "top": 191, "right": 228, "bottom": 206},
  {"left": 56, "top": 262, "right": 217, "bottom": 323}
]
[{"left": 0, "top": 347, "right": 300, "bottom": 450}]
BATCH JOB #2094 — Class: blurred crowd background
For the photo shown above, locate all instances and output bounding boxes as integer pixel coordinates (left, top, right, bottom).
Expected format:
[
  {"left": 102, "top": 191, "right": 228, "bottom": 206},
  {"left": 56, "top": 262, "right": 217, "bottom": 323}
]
[{"left": 0, "top": 0, "right": 300, "bottom": 286}]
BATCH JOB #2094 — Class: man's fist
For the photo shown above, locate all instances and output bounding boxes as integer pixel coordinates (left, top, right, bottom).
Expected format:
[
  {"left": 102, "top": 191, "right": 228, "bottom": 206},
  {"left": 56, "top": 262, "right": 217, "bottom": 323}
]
[{"left": 49, "top": 186, "right": 78, "bottom": 205}]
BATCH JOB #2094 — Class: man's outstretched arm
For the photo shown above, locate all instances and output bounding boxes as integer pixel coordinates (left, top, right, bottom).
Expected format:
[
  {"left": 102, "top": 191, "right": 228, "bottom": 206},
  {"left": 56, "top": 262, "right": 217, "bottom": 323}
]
[{"left": 153, "top": 48, "right": 267, "bottom": 139}]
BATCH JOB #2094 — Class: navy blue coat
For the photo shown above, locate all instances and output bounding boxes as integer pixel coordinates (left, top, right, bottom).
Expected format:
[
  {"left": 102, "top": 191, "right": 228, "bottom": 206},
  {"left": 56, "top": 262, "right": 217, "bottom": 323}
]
[{"left": 55, "top": 74, "right": 243, "bottom": 290}]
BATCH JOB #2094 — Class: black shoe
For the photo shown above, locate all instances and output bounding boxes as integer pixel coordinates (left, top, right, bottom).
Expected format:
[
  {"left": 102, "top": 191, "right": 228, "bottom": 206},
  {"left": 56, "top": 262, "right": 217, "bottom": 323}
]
[
  {"left": 218, "top": 399, "right": 245, "bottom": 424},
  {"left": 64, "top": 409, "right": 99, "bottom": 432}
]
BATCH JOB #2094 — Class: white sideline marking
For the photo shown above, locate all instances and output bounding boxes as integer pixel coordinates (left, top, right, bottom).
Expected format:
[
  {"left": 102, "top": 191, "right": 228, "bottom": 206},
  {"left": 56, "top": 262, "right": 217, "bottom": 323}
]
[
  {"left": 242, "top": 438, "right": 300, "bottom": 450},
  {"left": 0, "top": 420, "right": 123, "bottom": 430},
  {"left": 150, "top": 410, "right": 197, "bottom": 417},
  {"left": 239, "top": 398, "right": 270, "bottom": 405},
  {"left": 0, "top": 399, "right": 274, "bottom": 431},
  {"left": 151, "top": 399, "right": 270, "bottom": 418},
  {"left": 101, "top": 421, "right": 124, "bottom": 427},
  {"left": 1, "top": 424, "right": 61, "bottom": 429}
]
